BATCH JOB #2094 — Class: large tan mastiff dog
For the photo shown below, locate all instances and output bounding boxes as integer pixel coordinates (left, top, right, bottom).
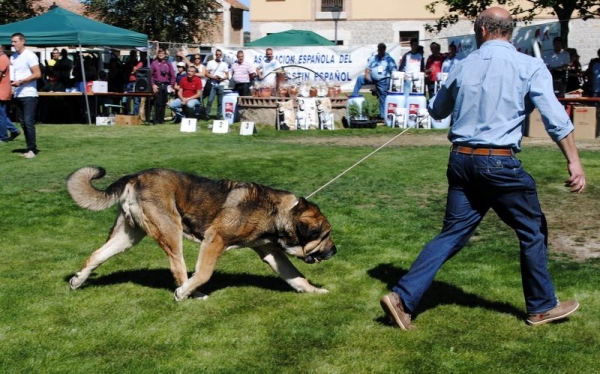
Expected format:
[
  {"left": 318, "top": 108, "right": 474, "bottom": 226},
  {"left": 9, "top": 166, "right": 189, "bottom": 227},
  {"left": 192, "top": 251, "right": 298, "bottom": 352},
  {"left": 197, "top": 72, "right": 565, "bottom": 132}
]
[{"left": 67, "top": 167, "right": 337, "bottom": 300}]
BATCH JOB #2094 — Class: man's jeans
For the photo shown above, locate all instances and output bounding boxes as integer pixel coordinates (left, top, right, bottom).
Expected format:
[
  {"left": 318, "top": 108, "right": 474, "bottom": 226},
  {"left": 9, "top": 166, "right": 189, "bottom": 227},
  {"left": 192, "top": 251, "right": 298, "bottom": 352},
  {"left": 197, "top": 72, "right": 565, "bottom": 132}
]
[
  {"left": 352, "top": 75, "right": 390, "bottom": 118},
  {"left": 393, "top": 151, "right": 557, "bottom": 314},
  {"left": 206, "top": 83, "right": 225, "bottom": 119},
  {"left": 0, "top": 101, "right": 20, "bottom": 142},
  {"left": 14, "top": 96, "right": 38, "bottom": 152},
  {"left": 169, "top": 98, "right": 201, "bottom": 119}
]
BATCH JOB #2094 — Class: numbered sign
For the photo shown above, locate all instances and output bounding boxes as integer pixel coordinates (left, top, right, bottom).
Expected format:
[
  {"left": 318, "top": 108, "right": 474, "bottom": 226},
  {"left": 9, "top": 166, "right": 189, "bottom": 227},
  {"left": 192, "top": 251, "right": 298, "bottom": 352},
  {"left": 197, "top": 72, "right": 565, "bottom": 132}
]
[
  {"left": 212, "top": 120, "right": 229, "bottom": 134},
  {"left": 180, "top": 118, "right": 197, "bottom": 132},
  {"left": 240, "top": 121, "right": 256, "bottom": 135}
]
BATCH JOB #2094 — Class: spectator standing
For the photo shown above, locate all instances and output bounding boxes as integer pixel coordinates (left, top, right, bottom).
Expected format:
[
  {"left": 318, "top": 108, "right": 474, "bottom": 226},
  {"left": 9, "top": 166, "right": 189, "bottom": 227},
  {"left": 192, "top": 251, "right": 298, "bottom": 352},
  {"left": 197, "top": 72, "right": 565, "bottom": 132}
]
[
  {"left": 399, "top": 38, "right": 424, "bottom": 93},
  {"left": 10, "top": 33, "right": 42, "bottom": 159},
  {"left": 585, "top": 49, "right": 600, "bottom": 97},
  {"left": 169, "top": 65, "right": 202, "bottom": 123},
  {"left": 256, "top": 48, "right": 281, "bottom": 87},
  {"left": 45, "top": 48, "right": 60, "bottom": 79},
  {"left": 542, "top": 37, "right": 570, "bottom": 82},
  {"left": 230, "top": 50, "right": 256, "bottom": 96},
  {"left": 352, "top": 43, "right": 397, "bottom": 119},
  {"left": 380, "top": 7, "right": 585, "bottom": 330},
  {"left": 54, "top": 48, "right": 72, "bottom": 88},
  {"left": 107, "top": 57, "right": 125, "bottom": 93},
  {"left": 441, "top": 43, "right": 461, "bottom": 73},
  {"left": 123, "top": 50, "right": 143, "bottom": 115},
  {"left": 424, "top": 42, "right": 446, "bottom": 98},
  {"left": 0, "top": 45, "right": 20, "bottom": 144},
  {"left": 565, "top": 48, "right": 582, "bottom": 93},
  {"left": 150, "top": 48, "right": 175, "bottom": 124},
  {"left": 205, "top": 49, "right": 230, "bottom": 120},
  {"left": 174, "top": 61, "right": 187, "bottom": 90}
]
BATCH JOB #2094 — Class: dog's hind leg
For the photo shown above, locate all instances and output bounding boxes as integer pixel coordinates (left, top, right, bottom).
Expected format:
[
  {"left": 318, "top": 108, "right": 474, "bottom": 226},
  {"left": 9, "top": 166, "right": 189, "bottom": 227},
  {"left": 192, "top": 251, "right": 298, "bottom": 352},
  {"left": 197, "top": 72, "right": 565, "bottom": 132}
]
[
  {"left": 174, "top": 228, "right": 225, "bottom": 301},
  {"left": 252, "top": 245, "right": 328, "bottom": 294},
  {"left": 69, "top": 215, "right": 146, "bottom": 290},
  {"left": 144, "top": 216, "right": 189, "bottom": 289}
]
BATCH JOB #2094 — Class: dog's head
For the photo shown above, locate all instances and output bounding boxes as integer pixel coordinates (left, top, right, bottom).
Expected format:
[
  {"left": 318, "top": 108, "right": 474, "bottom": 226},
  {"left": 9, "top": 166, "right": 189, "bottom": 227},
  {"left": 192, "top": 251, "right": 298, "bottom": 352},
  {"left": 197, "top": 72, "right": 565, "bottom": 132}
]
[{"left": 281, "top": 198, "right": 337, "bottom": 264}]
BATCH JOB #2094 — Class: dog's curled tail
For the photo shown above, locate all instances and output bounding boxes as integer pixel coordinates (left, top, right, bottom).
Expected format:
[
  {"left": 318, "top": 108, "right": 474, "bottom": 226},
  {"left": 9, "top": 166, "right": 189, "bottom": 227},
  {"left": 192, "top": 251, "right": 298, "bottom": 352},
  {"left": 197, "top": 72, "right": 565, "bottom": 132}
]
[{"left": 67, "top": 167, "right": 124, "bottom": 211}]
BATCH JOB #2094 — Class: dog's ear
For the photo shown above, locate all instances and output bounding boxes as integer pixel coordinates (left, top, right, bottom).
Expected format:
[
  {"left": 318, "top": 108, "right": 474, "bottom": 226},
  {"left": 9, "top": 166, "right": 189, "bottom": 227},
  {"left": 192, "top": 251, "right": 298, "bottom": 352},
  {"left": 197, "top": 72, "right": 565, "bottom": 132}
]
[{"left": 294, "top": 197, "right": 308, "bottom": 209}]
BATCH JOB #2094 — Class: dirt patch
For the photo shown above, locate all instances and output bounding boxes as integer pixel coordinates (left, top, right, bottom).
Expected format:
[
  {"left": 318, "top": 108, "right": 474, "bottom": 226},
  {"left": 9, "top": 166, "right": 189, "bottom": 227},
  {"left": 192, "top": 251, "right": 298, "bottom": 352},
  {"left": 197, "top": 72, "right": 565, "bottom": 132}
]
[
  {"left": 278, "top": 131, "right": 600, "bottom": 150},
  {"left": 275, "top": 130, "right": 600, "bottom": 261}
]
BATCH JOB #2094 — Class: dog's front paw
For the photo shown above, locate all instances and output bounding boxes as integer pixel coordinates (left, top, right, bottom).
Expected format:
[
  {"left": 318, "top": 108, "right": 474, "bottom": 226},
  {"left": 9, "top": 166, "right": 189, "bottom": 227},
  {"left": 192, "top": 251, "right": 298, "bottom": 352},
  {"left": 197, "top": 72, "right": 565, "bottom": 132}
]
[
  {"left": 69, "top": 275, "right": 84, "bottom": 290},
  {"left": 174, "top": 287, "right": 188, "bottom": 301},
  {"left": 311, "top": 287, "right": 329, "bottom": 294}
]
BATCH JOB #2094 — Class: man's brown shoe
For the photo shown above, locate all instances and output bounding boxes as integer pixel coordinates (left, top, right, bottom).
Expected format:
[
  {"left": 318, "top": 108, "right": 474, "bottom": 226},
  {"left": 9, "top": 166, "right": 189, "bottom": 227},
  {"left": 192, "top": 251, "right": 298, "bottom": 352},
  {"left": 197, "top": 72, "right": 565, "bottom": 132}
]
[
  {"left": 380, "top": 292, "right": 414, "bottom": 330},
  {"left": 527, "top": 300, "right": 579, "bottom": 326}
]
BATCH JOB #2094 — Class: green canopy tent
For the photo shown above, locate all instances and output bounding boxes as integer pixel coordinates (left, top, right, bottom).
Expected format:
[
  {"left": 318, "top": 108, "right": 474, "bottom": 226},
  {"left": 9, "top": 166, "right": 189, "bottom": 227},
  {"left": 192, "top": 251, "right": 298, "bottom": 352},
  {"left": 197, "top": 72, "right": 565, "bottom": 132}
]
[
  {"left": 246, "top": 30, "right": 335, "bottom": 47},
  {"left": 0, "top": 6, "right": 148, "bottom": 124}
]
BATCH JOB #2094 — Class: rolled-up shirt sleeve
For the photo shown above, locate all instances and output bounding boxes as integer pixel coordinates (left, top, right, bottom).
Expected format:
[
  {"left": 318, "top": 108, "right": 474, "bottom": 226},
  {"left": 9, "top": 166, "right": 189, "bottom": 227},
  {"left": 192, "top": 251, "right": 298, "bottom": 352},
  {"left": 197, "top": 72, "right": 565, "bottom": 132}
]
[{"left": 528, "top": 61, "right": 574, "bottom": 142}]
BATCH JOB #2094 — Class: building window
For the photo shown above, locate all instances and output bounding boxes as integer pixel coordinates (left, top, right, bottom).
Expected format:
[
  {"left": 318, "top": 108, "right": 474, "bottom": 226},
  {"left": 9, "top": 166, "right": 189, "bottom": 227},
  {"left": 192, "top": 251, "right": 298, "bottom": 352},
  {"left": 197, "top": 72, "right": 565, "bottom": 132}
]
[
  {"left": 321, "top": 0, "right": 344, "bottom": 12},
  {"left": 399, "top": 31, "right": 419, "bottom": 46}
]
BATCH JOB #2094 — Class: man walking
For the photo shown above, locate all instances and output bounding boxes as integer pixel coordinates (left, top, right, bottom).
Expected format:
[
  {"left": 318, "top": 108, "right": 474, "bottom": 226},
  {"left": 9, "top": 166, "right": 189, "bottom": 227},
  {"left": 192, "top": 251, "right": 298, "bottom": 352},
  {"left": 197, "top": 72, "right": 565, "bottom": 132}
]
[
  {"left": 380, "top": 7, "right": 585, "bottom": 330},
  {"left": 10, "top": 33, "right": 41, "bottom": 158}
]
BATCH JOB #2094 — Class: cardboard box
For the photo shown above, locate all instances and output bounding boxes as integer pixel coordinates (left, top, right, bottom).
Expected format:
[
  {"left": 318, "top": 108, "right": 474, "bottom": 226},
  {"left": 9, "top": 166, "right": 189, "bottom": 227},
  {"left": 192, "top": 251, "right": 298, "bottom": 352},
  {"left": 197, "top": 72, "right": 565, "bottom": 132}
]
[
  {"left": 572, "top": 106, "right": 597, "bottom": 140},
  {"left": 526, "top": 109, "right": 548, "bottom": 138},
  {"left": 95, "top": 116, "right": 114, "bottom": 126},
  {"left": 115, "top": 114, "right": 142, "bottom": 126},
  {"left": 91, "top": 81, "right": 108, "bottom": 93}
]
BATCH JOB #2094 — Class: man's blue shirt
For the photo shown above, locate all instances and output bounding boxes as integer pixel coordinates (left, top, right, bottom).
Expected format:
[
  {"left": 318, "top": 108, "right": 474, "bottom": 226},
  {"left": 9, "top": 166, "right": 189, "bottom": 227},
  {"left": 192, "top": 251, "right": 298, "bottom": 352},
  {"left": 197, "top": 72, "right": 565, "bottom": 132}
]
[
  {"left": 367, "top": 52, "right": 397, "bottom": 81},
  {"left": 429, "top": 40, "right": 573, "bottom": 151}
]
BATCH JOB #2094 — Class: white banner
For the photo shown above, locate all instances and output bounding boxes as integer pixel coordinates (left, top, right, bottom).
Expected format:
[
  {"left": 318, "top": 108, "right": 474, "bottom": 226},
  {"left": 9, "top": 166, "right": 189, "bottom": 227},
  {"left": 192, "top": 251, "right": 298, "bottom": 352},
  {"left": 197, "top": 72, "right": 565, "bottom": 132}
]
[{"left": 219, "top": 44, "right": 405, "bottom": 92}]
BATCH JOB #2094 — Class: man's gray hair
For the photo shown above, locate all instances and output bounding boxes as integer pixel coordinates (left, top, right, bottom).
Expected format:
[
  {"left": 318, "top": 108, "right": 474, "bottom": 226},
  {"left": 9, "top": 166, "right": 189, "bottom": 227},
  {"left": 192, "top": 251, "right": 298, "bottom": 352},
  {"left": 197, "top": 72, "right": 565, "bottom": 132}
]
[{"left": 474, "top": 11, "right": 513, "bottom": 39}]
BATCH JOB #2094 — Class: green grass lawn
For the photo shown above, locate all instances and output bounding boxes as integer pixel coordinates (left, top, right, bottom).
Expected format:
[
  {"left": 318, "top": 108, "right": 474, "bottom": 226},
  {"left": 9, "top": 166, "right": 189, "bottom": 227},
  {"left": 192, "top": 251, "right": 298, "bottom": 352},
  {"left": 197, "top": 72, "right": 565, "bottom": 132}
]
[{"left": 1, "top": 123, "right": 599, "bottom": 373}]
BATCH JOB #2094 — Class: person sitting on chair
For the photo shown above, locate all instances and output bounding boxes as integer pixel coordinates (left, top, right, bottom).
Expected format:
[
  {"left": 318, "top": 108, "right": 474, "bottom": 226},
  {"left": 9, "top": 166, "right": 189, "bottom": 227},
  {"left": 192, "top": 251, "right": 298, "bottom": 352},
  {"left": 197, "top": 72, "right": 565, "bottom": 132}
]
[{"left": 168, "top": 65, "right": 202, "bottom": 123}]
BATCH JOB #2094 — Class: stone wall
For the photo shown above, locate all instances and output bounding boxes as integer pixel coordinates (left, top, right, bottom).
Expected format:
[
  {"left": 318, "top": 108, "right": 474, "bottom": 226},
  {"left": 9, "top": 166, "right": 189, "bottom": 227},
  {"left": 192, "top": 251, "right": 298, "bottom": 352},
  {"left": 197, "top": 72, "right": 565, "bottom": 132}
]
[{"left": 252, "top": 18, "right": 600, "bottom": 66}]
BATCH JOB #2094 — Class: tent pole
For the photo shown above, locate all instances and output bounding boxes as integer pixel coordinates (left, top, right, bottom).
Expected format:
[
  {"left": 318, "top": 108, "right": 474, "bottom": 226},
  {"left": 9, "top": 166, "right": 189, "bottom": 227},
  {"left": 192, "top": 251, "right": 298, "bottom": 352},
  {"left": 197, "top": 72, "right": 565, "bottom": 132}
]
[{"left": 79, "top": 44, "right": 92, "bottom": 125}]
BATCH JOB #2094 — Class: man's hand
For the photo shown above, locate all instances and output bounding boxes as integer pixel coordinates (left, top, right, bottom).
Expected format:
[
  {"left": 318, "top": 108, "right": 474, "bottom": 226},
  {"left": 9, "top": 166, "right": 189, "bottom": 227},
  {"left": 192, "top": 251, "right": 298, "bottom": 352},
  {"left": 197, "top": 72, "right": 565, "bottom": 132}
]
[
  {"left": 565, "top": 162, "right": 586, "bottom": 193},
  {"left": 557, "top": 132, "right": 586, "bottom": 194}
]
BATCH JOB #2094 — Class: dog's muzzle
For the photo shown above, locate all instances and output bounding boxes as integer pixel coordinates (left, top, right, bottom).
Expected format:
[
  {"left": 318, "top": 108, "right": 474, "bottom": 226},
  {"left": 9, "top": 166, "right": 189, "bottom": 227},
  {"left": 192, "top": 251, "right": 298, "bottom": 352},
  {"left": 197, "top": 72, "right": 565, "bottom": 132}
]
[{"left": 303, "top": 245, "right": 337, "bottom": 264}]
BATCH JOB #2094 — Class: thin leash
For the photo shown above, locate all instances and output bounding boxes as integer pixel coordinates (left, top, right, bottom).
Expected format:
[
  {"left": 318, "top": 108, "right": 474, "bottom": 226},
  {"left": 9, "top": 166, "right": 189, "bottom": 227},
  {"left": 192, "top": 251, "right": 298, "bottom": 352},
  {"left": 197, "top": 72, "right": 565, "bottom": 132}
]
[{"left": 306, "top": 124, "right": 416, "bottom": 199}]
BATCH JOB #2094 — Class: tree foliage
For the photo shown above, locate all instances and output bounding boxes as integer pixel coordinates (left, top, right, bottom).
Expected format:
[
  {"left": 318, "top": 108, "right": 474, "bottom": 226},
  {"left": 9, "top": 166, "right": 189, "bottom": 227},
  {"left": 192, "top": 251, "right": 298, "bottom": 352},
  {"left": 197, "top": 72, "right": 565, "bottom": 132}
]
[
  {"left": 0, "top": 0, "right": 43, "bottom": 24},
  {"left": 82, "top": 0, "right": 220, "bottom": 43},
  {"left": 425, "top": 0, "right": 600, "bottom": 45}
]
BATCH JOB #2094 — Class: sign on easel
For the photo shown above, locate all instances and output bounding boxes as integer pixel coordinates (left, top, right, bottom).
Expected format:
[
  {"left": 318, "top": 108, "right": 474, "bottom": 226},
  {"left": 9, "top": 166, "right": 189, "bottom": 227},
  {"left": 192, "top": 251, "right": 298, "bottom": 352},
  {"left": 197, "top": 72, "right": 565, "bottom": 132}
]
[
  {"left": 180, "top": 118, "right": 197, "bottom": 132},
  {"left": 212, "top": 120, "right": 229, "bottom": 134},
  {"left": 240, "top": 121, "right": 256, "bottom": 135}
]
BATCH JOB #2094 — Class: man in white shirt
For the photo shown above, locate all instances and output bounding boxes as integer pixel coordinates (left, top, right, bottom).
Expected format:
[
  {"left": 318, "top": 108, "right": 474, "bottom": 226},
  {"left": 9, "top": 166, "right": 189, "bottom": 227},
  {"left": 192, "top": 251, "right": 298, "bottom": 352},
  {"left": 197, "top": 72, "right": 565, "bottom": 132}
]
[
  {"left": 399, "top": 38, "right": 424, "bottom": 94},
  {"left": 257, "top": 48, "right": 281, "bottom": 87},
  {"left": 205, "top": 49, "right": 230, "bottom": 120},
  {"left": 10, "top": 32, "right": 41, "bottom": 159}
]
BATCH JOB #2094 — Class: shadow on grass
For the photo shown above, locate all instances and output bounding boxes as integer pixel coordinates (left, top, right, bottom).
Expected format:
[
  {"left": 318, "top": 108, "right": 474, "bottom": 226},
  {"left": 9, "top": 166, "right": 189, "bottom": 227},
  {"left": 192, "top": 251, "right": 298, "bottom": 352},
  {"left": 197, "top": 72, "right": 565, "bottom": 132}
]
[
  {"left": 369, "top": 263, "right": 524, "bottom": 321},
  {"left": 65, "top": 268, "right": 298, "bottom": 295}
]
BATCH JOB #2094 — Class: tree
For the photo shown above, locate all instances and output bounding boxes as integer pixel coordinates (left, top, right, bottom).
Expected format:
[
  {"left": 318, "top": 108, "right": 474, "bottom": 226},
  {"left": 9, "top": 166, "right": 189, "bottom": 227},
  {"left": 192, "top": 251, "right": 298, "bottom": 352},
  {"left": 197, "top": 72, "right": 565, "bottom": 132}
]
[
  {"left": 425, "top": 0, "right": 600, "bottom": 46},
  {"left": 0, "top": 0, "right": 43, "bottom": 24},
  {"left": 82, "top": 0, "right": 220, "bottom": 43}
]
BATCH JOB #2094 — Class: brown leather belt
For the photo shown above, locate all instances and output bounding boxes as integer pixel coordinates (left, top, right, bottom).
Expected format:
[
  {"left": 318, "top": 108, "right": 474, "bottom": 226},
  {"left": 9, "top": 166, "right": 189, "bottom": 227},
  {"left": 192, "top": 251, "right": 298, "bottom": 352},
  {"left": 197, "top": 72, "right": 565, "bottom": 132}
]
[{"left": 452, "top": 145, "right": 513, "bottom": 157}]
